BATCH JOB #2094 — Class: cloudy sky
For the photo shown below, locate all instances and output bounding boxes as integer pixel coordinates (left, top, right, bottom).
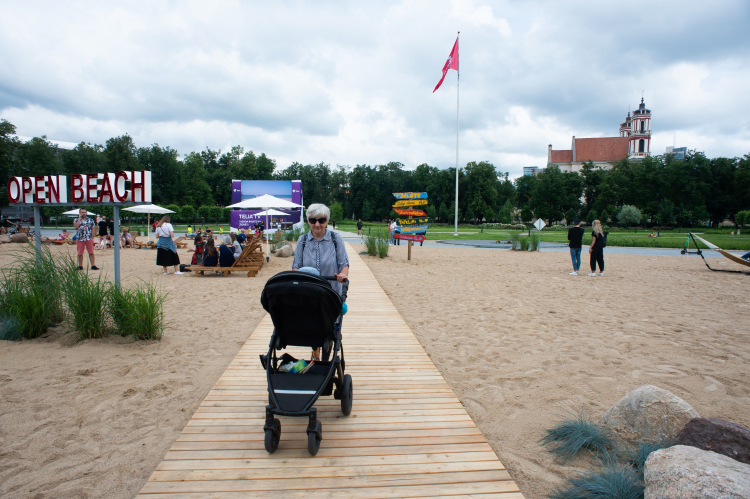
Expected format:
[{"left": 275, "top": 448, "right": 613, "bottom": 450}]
[{"left": 1, "top": 1, "right": 749, "bottom": 177}]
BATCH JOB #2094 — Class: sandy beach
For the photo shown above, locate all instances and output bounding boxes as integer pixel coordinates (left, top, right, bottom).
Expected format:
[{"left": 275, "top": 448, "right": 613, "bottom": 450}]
[{"left": 1, "top": 240, "right": 749, "bottom": 498}]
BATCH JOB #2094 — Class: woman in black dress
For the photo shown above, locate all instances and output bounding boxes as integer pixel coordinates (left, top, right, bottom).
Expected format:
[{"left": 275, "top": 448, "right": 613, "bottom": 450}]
[
  {"left": 587, "top": 219, "right": 606, "bottom": 277},
  {"left": 155, "top": 215, "right": 182, "bottom": 274}
]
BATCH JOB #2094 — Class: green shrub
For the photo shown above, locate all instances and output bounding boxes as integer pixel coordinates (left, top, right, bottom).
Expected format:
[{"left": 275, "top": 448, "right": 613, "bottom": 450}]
[
  {"left": 622, "top": 440, "right": 672, "bottom": 481},
  {"left": 550, "top": 463, "right": 644, "bottom": 499},
  {"left": 364, "top": 233, "right": 378, "bottom": 256},
  {"left": 376, "top": 231, "right": 390, "bottom": 258},
  {"left": 64, "top": 269, "right": 110, "bottom": 340},
  {"left": 283, "top": 226, "right": 303, "bottom": 242},
  {"left": 530, "top": 232, "right": 540, "bottom": 251},
  {"left": 539, "top": 410, "right": 615, "bottom": 463},
  {"left": 510, "top": 233, "right": 521, "bottom": 251},
  {"left": 519, "top": 236, "right": 530, "bottom": 251}
]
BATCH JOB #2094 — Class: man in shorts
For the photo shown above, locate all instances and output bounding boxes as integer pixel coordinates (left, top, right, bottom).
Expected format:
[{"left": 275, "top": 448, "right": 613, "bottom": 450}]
[{"left": 74, "top": 208, "right": 99, "bottom": 270}]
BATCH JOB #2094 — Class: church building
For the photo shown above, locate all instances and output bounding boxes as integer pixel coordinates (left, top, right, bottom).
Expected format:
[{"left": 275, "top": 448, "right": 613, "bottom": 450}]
[{"left": 547, "top": 98, "right": 651, "bottom": 172}]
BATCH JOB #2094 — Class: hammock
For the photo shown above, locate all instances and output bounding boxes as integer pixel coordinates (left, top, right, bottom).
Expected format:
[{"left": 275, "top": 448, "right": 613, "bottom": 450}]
[{"left": 686, "top": 233, "right": 750, "bottom": 275}]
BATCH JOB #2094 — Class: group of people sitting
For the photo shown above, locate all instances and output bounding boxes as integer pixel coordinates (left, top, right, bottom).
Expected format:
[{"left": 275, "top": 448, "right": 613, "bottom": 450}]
[{"left": 184, "top": 232, "right": 245, "bottom": 270}]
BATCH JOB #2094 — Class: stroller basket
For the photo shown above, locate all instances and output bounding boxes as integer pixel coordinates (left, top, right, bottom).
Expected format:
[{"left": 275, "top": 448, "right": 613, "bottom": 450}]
[{"left": 259, "top": 271, "right": 352, "bottom": 456}]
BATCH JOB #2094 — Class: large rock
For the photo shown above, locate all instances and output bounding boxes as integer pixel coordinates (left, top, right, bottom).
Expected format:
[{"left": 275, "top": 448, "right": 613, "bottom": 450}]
[
  {"left": 601, "top": 385, "right": 699, "bottom": 447},
  {"left": 10, "top": 233, "right": 29, "bottom": 243},
  {"left": 0, "top": 234, "right": 11, "bottom": 243},
  {"left": 673, "top": 417, "right": 750, "bottom": 465},
  {"left": 645, "top": 445, "right": 750, "bottom": 498},
  {"left": 275, "top": 245, "right": 293, "bottom": 257}
]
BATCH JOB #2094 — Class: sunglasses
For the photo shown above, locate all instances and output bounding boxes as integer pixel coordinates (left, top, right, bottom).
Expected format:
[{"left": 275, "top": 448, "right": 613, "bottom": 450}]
[{"left": 308, "top": 217, "right": 328, "bottom": 225}]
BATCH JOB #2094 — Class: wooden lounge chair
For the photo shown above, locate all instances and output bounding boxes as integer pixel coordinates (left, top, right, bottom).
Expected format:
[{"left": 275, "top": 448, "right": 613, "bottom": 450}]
[
  {"left": 174, "top": 236, "right": 188, "bottom": 249},
  {"left": 52, "top": 234, "right": 71, "bottom": 245},
  {"left": 186, "top": 236, "right": 264, "bottom": 277}
]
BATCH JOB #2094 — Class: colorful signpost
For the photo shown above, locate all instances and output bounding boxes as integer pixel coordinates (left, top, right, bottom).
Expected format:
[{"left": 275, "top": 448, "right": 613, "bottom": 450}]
[
  {"left": 392, "top": 199, "right": 428, "bottom": 208},
  {"left": 392, "top": 192, "right": 430, "bottom": 260},
  {"left": 394, "top": 234, "right": 426, "bottom": 242}
]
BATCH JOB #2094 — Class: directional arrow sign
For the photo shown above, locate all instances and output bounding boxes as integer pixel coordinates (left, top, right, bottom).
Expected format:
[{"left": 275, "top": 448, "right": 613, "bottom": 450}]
[
  {"left": 398, "top": 224, "right": 429, "bottom": 234},
  {"left": 393, "top": 199, "right": 428, "bottom": 208},
  {"left": 393, "top": 192, "right": 428, "bottom": 200},
  {"left": 397, "top": 218, "right": 430, "bottom": 225},
  {"left": 395, "top": 234, "right": 426, "bottom": 242},
  {"left": 394, "top": 208, "right": 427, "bottom": 217}
]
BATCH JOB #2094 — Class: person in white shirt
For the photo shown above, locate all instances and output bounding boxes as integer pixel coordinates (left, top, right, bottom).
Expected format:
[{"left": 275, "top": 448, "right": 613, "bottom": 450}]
[{"left": 155, "top": 215, "right": 183, "bottom": 275}]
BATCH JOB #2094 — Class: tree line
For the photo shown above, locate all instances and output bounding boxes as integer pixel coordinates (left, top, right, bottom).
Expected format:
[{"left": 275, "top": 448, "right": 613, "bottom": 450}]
[{"left": 2, "top": 118, "right": 748, "bottom": 227}]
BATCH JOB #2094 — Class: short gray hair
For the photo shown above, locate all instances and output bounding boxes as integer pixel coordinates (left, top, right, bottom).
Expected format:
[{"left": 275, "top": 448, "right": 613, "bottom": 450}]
[
  {"left": 224, "top": 235, "right": 232, "bottom": 245},
  {"left": 306, "top": 203, "right": 330, "bottom": 220}
]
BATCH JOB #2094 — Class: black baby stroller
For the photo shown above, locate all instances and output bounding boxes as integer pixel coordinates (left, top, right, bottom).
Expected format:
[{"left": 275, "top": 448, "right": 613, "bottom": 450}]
[{"left": 259, "top": 271, "right": 352, "bottom": 455}]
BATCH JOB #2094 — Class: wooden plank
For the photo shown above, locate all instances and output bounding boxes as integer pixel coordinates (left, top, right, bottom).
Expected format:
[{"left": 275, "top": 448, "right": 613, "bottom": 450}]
[{"left": 137, "top": 242, "right": 525, "bottom": 499}]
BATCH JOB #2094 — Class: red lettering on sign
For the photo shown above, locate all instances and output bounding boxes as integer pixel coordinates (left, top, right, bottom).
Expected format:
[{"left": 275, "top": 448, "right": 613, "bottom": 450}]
[
  {"left": 34, "top": 176, "right": 46, "bottom": 203},
  {"left": 114, "top": 171, "right": 129, "bottom": 201},
  {"left": 99, "top": 174, "right": 114, "bottom": 203},
  {"left": 131, "top": 170, "right": 145, "bottom": 202},
  {"left": 7, "top": 177, "right": 21, "bottom": 203},
  {"left": 47, "top": 176, "right": 61, "bottom": 203},
  {"left": 71, "top": 174, "right": 84, "bottom": 203},
  {"left": 22, "top": 177, "right": 33, "bottom": 203},
  {"left": 86, "top": 174, "right": 99, "bottom": 203}
]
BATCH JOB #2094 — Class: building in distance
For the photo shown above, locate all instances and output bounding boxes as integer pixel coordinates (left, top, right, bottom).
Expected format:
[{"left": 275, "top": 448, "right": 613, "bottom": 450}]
[
  {"left": 548, "top": 98, "right": 651, "bottom": 172},
  {"left": 666, "top": 146, "right": 687, "bottom": 160},
  {"left": 523, "top": 166, "right": 544, "bottom": 176}
]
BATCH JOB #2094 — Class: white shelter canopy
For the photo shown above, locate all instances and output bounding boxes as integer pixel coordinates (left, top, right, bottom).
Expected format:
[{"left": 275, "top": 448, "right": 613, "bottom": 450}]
[
  {"left": 122, "top": 204, "right": 176, "bottom": 242},
  {"left": 225, "top": 195, "right": 303, "bottom": 259},
  {"left": 63, "top": 209, "right": 98, "bottom": 217}
]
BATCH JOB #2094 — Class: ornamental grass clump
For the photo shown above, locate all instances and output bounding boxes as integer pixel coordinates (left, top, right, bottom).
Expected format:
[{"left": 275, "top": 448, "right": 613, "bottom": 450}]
[
  {"left": 530, "top": 232, "right": 540, "bottom": 251},
  {"left": 549, "top": 462, "right": 644, "bottom": 499},
  {"left": 622, "top": 439, "right": 672, "bottom": 481},
  {"left": 376, "top": 230, "right": 390, "bottom": 258},
  {"left": 0, "top": 244, "right": 70, "bottom": 339},
  {"left": 283, "top": 226, "right": 303, "bottom": 242},
  {"left": 519, "top": 236, "right": 531, "bottom": 251},
  {"left": 363, "top": 232, "right": 378, "bottom": 256},
  {"left": 63, "top": 267, "right": 111, "bottom": 340},
  {"left": 108, "top": 282, "right": 167, "bottom": 340},
  {"left": 539, "top": 410, "right": 615, "bottom": 463}
]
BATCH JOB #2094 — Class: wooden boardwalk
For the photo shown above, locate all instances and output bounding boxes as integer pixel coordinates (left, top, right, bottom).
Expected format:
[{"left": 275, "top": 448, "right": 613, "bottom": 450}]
[{"left": 138, "top": 243, "right": 525, "bottom": 498}]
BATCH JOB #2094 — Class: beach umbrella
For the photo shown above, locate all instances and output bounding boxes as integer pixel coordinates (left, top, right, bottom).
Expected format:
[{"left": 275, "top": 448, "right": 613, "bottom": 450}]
[
  {"left": 63, "top": 209, "right": 98, "bottom": 217},
  {"left": 122, "top": 204, "right": 175, "bottom": 243},
  {"left": 226, "top": 195, "right": 302, "bottom": 259}
]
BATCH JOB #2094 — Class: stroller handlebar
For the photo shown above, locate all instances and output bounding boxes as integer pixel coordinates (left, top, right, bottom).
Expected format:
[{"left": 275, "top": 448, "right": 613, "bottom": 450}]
[{"left": 320, "top": 276, "right": 349, "bottom": 303}]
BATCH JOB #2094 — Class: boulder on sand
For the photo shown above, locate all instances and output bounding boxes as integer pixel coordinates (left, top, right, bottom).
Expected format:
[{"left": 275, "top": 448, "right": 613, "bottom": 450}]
[
  {"left": 673, "top": 417, "right": 750, "bottom": 465},
  {"left": 10, "top": 233, "right": 29, "bottom": 243},
  {"left": 275, "top": 245, "right": 293, "bottom": 257},
  {"left": 601, "top": 385, "right": 699, "bottom": 447},
  {"left": 645, "top": 445, "right": 750, "bottom": 498}
]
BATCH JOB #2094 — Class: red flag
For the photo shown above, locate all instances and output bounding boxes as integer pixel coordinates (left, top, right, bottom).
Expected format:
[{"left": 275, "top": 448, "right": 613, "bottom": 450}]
[{"left": 433, "top": 37, "right": 459, "bottom": 93}]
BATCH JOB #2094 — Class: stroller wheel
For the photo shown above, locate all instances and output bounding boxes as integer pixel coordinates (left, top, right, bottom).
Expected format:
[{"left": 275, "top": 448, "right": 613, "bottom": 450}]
[
  {"left": 264, "top": 418, "right": 281, "bottom": 453},
  {"left": 307, "top": 420, "right": 322, "bottom": 456},
  {"left": 341, "top": 374, "right": 353, "bottom": 416}
]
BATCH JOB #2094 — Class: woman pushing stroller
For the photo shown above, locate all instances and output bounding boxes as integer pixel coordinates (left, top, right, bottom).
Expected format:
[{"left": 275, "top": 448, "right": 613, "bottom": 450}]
[{"left": 292, "top": 203, "right": 349, "bottom": 361}]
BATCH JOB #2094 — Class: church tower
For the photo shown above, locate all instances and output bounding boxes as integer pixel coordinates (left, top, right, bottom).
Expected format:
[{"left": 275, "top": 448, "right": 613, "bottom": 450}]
[
  {"left": 629, "top": 98, "right": 651, "bottom": 159},
  {"left": 619, "top": 111, "right": 632, "bottom": 137}
]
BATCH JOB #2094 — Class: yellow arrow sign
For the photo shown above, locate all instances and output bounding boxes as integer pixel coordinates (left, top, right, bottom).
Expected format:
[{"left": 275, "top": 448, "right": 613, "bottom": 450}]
[{"left": 392, "top": 199, "right": 428, "bottom": 208}]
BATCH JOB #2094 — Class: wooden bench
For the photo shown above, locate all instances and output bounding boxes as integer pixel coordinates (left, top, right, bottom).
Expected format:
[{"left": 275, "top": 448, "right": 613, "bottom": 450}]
[
  {"left": 174, "top": 236, "right": 188, "bottom": 249},
  {"left": 185, "top": 236, "right": 265, "bottom": 277}
]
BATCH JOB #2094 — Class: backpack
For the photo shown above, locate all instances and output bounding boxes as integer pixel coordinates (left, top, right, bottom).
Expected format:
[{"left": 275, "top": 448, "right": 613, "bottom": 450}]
[
  {"left": 598, "top": 231, "right": 608, "bottom": 248},
  {"left": 299, "top": 230, "right": 339, "bottom": 271}
]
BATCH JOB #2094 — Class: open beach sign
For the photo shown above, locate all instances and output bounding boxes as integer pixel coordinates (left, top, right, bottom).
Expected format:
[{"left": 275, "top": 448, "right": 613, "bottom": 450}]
[{"left": 7, "top": 171, "right": 152, "bottom": 205}]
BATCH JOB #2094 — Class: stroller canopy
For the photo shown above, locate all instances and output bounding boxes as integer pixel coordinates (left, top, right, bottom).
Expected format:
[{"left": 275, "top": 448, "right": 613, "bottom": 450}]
[{"left": 261, "top": 271, "right": 343, "bottom": 348}]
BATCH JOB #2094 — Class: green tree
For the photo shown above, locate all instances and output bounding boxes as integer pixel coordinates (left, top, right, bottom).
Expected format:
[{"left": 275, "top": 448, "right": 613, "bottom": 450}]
[
  {"left": 104, "top": 135, "right": 139, "bottom": 172},
  {"left": 735, "top": 155, "right": 750, "bottom": 210},
  {"left": 520, "top": 206, "right": 532, "bottom": 223},
  {"left": 208, "top": 206, "right": 223, "bottom": 223},
  {"left": 600, "top": 209, "right": 610, "bottom": 224},
  {"left": 14, "top": 136, "right": 62, "bottom": 177},
  {"left": 499, "top": 199, "right": 514, "bottom": 224},
  {"left": 438, "top": 202, "right": 449, "bottom": 223},
  {"left": 138, "top": 144, "right": 181, "bottom": 204},
  {"left": 656, "top": 200, "right": 675, "bottom": 226},
  {"left": 198, "top": 206, "right": 211, "bottom": 223},
  {"left": 181, "top": 152, "right": 213, "bottom": 208},
  {"left": 165, "top": 204, "right": 180, "bottom": 222},
  {"left": 180, "top": 205, "right": 195, "bottom": 224},
  {"left": 617, "top": 205, "right": 641, "bottom": 228},
  {"left": 425, "top": 204, "right": 437, "bottom": 221},
  {"left": 330, "top": 201, "right": 343, "bottom": 221},
  {"left": 586, "top": 209, "right": 597, "bottom": 225},
  {"left": 565, "top": 208, "right": 577, "bottom": 224},
  {"left": 529, "top": 166, "right": 582, "bottom": 223},
  {"left": 0, "top": 120, "right": 21, "bottom": 207}
]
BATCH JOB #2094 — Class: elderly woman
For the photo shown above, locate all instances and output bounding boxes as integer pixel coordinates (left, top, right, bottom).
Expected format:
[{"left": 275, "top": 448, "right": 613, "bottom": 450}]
[{"left": 292, "top": 203, "right": 350, "bottom": 360}]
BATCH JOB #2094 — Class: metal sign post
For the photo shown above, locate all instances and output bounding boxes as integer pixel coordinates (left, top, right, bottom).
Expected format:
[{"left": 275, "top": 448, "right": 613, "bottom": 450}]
[{"left": 533, "top": 218, "right": 546, "bottom": 250}]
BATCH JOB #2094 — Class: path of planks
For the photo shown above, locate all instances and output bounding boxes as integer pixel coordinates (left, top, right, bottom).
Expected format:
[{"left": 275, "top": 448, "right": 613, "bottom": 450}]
[{"left": 138, "top": 242, "right": 525, "bottom": 498}]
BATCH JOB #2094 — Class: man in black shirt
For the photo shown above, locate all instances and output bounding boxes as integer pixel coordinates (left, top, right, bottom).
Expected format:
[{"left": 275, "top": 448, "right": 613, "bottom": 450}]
[
  {"left": 356, "top": 219, "right": 363, "bottom": 235},
  {"left": 567, "top": 218, "right": 584, "bottom": 275}
]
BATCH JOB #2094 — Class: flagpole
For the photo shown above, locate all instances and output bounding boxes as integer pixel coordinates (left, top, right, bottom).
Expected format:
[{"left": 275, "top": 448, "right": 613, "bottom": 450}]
[{"left": 453, "top": 31, "right": 460, "bottom": 237}]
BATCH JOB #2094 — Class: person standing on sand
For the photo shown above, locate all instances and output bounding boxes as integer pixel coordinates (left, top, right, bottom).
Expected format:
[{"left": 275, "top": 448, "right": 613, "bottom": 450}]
[
  {"left": 155, "top": 215, "right": 183, "bottom": 275},
  {"left": 567, "top": 218, "right": 584, "bottom": 275},
  {"left": 588, "top": 219, "right": 606, "bottom": 277},
  {"left": 74, "top": 208, "right": 98, "bottom": 270}
]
